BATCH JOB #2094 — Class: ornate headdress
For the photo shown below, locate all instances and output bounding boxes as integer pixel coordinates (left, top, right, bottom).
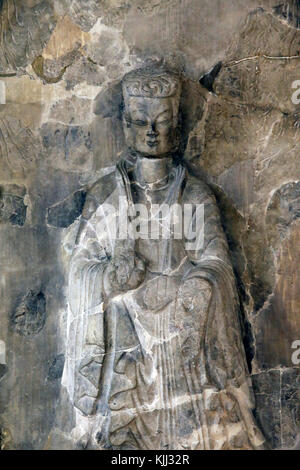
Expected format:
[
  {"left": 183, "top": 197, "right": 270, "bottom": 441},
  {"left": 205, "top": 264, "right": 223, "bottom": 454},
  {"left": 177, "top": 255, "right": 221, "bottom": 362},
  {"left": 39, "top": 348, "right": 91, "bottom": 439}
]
[{"left": 122, "top": 67, "right": 181, "bottom": 100}]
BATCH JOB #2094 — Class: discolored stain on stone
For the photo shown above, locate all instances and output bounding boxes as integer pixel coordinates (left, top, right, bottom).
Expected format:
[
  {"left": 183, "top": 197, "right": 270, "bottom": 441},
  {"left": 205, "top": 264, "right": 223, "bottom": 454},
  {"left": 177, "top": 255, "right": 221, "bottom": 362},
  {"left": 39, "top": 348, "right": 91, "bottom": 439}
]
[
  {"left": 32, "top": 55, "right": 72, "bottom": 84},
  {"left": 12, "top": 291, "right": 46, "bottom": 336},
  {"left": 47, "top": 190, "right": 86, "bottom": 228},
  {"left": 0, "top": 184, "right": 27, "bottom": 226},
  {"left": 47, "top": 354, "right": 65, "bottom": 381},
  {"left": 42, "top": 15, "right": 90, "bottom": 61}
]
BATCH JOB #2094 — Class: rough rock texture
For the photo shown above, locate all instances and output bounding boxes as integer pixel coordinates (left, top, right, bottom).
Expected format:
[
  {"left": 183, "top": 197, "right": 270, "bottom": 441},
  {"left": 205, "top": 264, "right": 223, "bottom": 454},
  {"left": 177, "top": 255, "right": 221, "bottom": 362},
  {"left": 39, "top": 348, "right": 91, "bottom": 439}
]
[
  {"left": 12, "top": 290, "right": 46, "bottom": 336},
  {"left": 0, "top": 183, "right": 27, "bottom": 226},
  {"left": 0, "top": 1, "right": 56, "bottom": 74},
  {"left": 0, "top": 0, "right": 299, "bottom": 450},
  {"left": 46, "top": 190, "right": 86, "bottom": 228}
]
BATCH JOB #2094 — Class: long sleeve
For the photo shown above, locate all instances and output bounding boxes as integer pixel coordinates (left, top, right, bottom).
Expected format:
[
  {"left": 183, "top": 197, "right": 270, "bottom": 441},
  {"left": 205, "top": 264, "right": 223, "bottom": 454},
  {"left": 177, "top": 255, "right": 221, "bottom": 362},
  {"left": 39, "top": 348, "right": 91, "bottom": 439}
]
[
  {"left": 62, "top": 172, "right": 119, "bottom": 416},
  {"left": 181, "top": 175, "right": 265, "bottom": 449}
]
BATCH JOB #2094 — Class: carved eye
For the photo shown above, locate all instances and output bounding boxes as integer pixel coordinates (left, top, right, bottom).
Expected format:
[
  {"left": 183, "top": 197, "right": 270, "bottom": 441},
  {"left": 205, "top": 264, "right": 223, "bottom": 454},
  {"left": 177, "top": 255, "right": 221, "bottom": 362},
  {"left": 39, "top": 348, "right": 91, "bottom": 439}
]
[
  {"left": 156, "top": 113, "right": 172, "bottom": 125},
  {"left": 156, "top": 118, "right": 172, "bottom": 125},
  {"left": 131, "top": 119, "right": 148, "bottom": 127},
  {"left": 124, "top": 114, "right": 147, "bottom": 127}
]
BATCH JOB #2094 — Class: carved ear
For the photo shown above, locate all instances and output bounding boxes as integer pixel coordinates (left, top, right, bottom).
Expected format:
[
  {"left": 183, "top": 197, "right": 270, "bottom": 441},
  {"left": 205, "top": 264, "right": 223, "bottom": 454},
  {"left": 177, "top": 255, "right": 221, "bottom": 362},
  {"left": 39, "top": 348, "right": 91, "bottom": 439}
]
[{"left": 93, "top": 81, "right": 124, "bottom": 119}]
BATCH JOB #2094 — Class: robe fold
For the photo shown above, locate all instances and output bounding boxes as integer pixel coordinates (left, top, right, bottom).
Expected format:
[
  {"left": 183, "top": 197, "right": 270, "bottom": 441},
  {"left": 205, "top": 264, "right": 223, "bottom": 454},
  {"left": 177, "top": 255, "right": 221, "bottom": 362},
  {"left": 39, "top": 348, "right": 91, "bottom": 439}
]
[{"left": 62, "top": 155, "right": 265, "bottom": 450}]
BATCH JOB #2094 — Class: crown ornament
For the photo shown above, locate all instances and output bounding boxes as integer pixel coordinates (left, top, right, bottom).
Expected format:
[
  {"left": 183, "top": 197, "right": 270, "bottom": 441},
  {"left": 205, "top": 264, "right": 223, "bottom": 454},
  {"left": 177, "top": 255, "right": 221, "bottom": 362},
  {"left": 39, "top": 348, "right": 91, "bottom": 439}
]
[{"left": 122, "top": 68, "right": 181, "bottom": 99}]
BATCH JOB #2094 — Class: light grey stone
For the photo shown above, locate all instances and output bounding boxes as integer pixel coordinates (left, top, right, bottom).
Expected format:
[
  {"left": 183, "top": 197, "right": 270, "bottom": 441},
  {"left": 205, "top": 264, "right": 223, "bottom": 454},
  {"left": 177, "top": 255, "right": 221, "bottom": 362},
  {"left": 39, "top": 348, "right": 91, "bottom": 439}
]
[{"left": 0, "top": 0, "right": 299, "bottom": 451}]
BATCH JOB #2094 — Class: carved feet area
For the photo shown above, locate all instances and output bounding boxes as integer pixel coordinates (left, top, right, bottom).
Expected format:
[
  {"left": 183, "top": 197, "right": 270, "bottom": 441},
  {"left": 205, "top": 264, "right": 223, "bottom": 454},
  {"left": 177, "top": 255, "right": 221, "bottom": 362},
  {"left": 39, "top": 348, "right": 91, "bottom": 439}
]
[
  {"left": 97, "top": 359, "right": 257, "bottom": 450},
  {"left": 59, "top": 273, "right": 264, "bottom": 450}
]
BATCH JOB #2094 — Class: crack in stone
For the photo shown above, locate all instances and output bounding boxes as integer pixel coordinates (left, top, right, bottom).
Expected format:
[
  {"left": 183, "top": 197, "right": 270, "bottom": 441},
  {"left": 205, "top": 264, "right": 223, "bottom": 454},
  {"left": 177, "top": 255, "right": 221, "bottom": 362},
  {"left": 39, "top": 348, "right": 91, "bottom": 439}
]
[{"left": 225, "top": 54, "right": 300, "bottom": 67}]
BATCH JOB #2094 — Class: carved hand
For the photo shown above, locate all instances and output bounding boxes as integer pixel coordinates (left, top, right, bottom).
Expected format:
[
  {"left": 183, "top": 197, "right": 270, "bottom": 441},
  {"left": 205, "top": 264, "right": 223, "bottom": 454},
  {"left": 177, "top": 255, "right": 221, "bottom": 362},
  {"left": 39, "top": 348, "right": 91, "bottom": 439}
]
[
  {"left": 104, "top": 252, "right": 145, "bottom": 297},
  {"left": 180, "top": 277, "right": 212, "bottom": 314}
]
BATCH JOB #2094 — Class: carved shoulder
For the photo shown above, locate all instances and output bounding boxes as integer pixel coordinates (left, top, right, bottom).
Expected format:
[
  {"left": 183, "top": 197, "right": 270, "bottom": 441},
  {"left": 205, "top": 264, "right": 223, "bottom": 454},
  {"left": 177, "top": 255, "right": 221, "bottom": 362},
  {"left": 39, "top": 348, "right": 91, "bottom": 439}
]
[
  {"left": 75, "top": 170, "right": 117, "bottom": 245},
  {"left": 182, "top": 172, "right": 216, "bottom": 206},
  {"left": 82, "top": 171, "right": 117, "bottom": 221}
]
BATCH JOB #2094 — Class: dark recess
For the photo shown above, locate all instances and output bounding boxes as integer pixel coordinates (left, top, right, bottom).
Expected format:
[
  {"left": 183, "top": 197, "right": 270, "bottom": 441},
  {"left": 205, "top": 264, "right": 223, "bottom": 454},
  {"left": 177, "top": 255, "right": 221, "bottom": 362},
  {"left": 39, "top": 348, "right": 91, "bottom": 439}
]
[
  {"left": 199, "top": 61, "right": 222, "bottom": 93},
  {"left": 274, "top": 1, "right": 300, "bottom": 28}
]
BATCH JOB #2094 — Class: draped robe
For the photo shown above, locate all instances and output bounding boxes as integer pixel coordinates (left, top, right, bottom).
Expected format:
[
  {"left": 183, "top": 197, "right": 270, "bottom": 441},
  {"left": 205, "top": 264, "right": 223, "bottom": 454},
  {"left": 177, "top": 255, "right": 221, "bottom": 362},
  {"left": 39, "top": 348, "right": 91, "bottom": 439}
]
[{"left": 61, "top": 155, "right": 265, "bottom": 450}]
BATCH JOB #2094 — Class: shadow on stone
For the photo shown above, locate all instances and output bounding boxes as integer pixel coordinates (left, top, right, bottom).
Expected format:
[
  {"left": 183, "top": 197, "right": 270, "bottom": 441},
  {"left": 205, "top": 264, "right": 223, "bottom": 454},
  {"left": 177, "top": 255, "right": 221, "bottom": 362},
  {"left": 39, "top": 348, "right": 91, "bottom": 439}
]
[
  {"left": 199, "top": 61, "right": 222, "bottom": 93},
  {"left": 47, "top": 190, "right": 86, "bottom": 228},
  {"left": 47, "top": 354, "right": 65, "bottom": 382}
]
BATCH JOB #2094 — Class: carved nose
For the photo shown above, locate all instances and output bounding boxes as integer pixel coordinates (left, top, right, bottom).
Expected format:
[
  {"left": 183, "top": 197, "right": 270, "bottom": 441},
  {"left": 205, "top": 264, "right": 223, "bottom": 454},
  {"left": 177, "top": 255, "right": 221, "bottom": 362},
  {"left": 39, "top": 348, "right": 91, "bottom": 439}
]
[{"left": 146, "top": 123, "right": 158, "bottom": 137}]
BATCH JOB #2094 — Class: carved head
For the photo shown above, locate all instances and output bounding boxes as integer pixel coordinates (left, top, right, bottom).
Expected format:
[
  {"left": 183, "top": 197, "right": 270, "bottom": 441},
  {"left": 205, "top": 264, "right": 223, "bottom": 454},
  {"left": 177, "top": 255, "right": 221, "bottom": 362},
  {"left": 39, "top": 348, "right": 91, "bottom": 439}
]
[{"left": 122, "top": 68, "right": 181, "bottom": 157}]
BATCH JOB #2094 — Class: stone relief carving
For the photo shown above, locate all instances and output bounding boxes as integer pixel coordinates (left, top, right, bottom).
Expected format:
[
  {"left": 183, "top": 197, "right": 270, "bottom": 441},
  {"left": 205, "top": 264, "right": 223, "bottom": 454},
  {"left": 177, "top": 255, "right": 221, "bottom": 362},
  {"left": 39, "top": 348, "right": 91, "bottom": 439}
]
[
  {"left": 0, "top": 183, "right": 27, "bottom": 226},
  {"left": 59, "top": 67, "right": 266, "bottom": 450},
  {"left": 0, "top": 0, "right": 55, "bottom": 74},
  {"left": 12, "top": 290, "right": 46, "bottom": 336},
  {"left": 0, "top": 115, "right": 40, "bottom": 174}
]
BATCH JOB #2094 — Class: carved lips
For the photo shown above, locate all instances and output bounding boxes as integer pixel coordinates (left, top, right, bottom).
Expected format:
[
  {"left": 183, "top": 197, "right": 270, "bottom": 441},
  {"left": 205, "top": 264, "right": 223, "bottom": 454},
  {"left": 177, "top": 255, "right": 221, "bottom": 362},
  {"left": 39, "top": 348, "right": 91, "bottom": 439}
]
[{"left": 146, "top": 140, "right": 159, "bottom": 148}]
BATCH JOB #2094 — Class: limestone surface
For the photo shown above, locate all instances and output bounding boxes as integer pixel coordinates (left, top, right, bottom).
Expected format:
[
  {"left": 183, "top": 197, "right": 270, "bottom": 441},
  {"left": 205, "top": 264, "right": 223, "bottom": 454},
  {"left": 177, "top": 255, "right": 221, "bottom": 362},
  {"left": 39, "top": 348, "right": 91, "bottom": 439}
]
[{"left": 0, "top": 0, "right": 299, "bottom": 450}]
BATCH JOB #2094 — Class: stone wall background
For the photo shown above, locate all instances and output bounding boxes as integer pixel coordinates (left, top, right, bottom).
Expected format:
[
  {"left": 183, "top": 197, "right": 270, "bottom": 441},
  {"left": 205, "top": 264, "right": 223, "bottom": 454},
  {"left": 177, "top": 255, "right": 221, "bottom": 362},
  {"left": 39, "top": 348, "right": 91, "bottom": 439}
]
[{"left": 0, "top": 0, "right": 299, "bottom": 450}]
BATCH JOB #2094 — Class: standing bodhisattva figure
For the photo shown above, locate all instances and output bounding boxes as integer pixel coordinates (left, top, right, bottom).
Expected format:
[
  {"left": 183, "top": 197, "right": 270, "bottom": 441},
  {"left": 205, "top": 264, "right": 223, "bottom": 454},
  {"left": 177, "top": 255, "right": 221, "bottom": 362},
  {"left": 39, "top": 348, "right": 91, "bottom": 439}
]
[{"left": 61, "top": 67, "right": 265, "bottom": 450}]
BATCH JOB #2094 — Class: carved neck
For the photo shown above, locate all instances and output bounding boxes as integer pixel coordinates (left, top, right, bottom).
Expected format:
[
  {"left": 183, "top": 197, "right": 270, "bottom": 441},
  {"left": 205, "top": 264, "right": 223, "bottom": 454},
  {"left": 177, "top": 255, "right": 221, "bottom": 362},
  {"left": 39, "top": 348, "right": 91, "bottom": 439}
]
[{"left": 133, "top": 156, "right": 173, "bottom": 185}]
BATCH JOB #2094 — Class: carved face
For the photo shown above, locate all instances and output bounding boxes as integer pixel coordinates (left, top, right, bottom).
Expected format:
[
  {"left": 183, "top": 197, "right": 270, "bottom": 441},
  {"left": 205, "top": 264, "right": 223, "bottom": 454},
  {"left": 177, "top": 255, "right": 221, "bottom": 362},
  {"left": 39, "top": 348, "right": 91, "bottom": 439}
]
[{"left": 122, "top": 96, "right": 179, "bottom": 157}]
